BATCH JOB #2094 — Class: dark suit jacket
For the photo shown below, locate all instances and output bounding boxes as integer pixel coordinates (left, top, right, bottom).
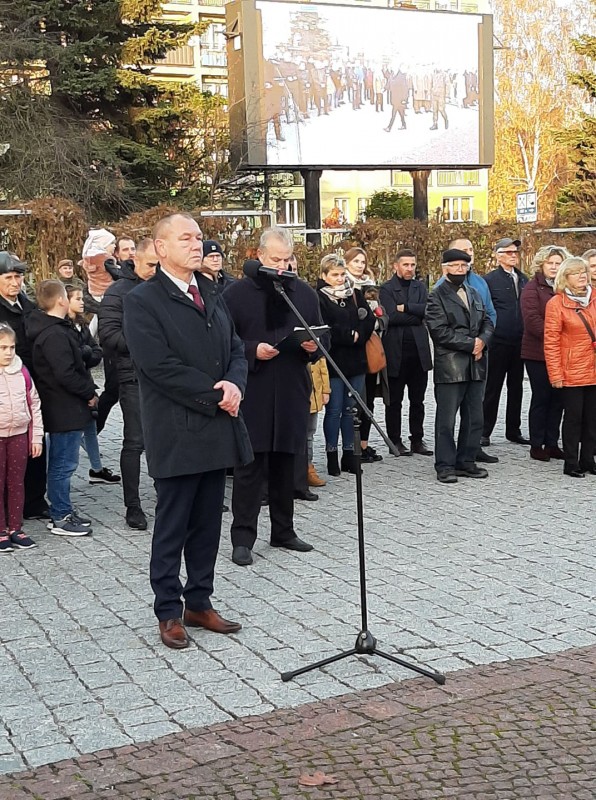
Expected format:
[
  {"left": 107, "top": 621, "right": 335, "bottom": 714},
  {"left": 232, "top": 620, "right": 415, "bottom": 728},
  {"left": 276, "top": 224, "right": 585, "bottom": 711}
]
[
  {"left": 379, "top": 275, "right": 432, "bottom": 378},
  {"left": 123, "top": 268, "right": 252, "bottom": 479},
  {"left": 426, "top": 280, "right": 494, "bottom": 384}
]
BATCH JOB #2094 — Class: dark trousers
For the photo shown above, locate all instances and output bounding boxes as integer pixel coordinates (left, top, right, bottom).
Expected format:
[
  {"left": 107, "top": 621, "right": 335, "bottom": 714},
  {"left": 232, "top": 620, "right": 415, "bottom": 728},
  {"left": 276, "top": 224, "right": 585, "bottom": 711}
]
[
  {"left": 96, "top": 353, "right": 120, "bottom": 434},
  {"left": 560, "top": 385, "right": 596, "bottom": 470},
  {"left": 119, "top": 381, "right": 144, "bottom": 509},
  {"left": 231, "top": 452, "right": 295, "bottom": 549},
  {"left": 151, "top": 469, "right": 226, "bottom": 621},
  {"left": 0, "top": 433, "right": 29, "bottom": 532},
  {"left": 434, "top": 381, "right": 484, "bottom": 472},
  {"left": 525, "top": 360, "right": 564, "bottom": 448},
  {"left": 23, "top": 437, "right": 48, "bottom": 517},
  {"left": 387, "top": 105, "right": 406, "bottom": 130},
  {"left": 483, "top": 340, "right": 524, "bottom": 439},
  {"left": 386, "top": 354, "right": 428, "bottom": 445},
  {"left": 360, "top": 372, "right": 378, "bottom": 442}
]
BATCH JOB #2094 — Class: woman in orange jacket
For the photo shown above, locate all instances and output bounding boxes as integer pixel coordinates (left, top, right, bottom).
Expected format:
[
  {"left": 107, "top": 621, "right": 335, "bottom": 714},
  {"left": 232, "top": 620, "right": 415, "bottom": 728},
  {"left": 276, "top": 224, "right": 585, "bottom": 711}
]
[{"left": 544, "top": 257, "right": 596, "bottom": 477}]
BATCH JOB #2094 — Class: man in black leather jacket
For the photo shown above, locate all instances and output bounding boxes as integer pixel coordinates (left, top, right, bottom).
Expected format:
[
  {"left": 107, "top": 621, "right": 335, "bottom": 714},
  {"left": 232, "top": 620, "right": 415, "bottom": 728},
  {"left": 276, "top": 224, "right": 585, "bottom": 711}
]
[{"left": 426, "top": 249, "right": 494, "bottom": 484}]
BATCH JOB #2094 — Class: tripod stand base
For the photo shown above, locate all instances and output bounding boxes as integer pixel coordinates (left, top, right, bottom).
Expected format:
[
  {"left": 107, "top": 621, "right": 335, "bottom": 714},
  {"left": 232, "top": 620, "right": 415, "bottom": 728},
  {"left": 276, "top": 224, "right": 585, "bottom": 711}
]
[{"left": 281, "top": 630, "right": 446, "bottom": 685}]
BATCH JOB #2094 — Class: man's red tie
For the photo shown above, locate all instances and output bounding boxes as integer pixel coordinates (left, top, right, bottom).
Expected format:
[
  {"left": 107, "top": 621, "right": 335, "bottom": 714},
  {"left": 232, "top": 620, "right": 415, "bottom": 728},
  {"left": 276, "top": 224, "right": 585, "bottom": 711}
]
[{"left": 187, "top": 284, "right": 204, "bottom": 311}]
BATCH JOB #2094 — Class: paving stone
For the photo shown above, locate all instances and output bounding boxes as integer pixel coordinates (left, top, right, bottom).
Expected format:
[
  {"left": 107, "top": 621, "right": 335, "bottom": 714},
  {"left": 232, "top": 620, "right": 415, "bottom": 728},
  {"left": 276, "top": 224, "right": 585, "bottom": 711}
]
[{"left": 0, "top": 388, "right": 594, "bottom": 773}]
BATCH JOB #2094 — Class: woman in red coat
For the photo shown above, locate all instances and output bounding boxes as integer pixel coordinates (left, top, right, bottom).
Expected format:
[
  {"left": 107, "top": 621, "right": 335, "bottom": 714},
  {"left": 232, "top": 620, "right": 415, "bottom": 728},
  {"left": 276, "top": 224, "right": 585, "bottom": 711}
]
[
  {"left": 520, "top": 246, "right": 569, "bottom": 461},
  {"left": 544, "top": 257, "right": 596, "bottom": 478}
]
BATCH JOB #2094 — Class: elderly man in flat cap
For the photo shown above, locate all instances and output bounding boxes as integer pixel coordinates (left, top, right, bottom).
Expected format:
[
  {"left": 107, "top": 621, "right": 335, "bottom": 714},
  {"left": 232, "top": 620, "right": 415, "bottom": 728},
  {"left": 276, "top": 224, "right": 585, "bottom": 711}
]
[
  {"left": 0, "top": 252, "right": 50, "bottom": 518},
  {"left": 481, "top": 238, "right": 529, "bottom": 447},
  {"left": 426, "top": 249, "right": 494, "bottom": 484}
]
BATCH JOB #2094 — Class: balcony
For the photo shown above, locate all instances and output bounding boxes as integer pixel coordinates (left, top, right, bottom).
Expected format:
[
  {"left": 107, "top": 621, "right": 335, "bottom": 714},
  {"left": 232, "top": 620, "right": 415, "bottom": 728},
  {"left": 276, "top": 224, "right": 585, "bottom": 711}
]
[
  {"left": 201, "top": 49, "right": 226, "bottom": 67},
  {"left": 159, "top": 45, "right": 195, "bottom": 67}
]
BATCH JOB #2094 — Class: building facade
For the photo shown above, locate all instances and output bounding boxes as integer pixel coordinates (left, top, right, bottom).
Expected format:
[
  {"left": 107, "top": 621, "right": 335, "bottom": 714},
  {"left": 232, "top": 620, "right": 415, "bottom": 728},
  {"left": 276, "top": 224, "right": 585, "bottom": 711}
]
[{"left": 157, "top": 0, "right": 490, "bottom": 225}]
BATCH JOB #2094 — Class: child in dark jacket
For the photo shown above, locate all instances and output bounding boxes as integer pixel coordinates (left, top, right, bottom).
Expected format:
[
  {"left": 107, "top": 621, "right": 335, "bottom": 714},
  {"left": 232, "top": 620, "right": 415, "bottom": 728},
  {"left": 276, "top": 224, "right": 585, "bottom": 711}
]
[
  {"left": 66, "top": 285, "right": 120, "bottom": 486},
  {"left": 27, "top": 281, "right": 97, "bottom": 536}
]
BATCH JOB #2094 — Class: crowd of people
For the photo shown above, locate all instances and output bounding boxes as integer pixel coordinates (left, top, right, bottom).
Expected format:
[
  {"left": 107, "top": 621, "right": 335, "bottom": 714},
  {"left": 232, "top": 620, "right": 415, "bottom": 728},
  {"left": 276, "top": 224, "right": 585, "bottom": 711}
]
[
  {"left": 265, "top": 54, "right": 479, "bottom": 141},
  {"left": 1, "top": 220, "right": 595, "bottom": 648}
]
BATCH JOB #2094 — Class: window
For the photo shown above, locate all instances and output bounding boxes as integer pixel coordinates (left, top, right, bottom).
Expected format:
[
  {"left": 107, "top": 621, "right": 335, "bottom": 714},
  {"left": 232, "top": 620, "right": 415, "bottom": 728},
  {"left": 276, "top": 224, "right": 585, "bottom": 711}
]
[
  {"left": 203, "top": 82, "right": 228, "bottom": 97},
  {"left": 437, "top": 170, "right": 480, "bottom": 186},
  {"left": 391, "top": 170, "right": 413, "bottom": 187},
  {"left": 200, "top": 22, "right": 226, "bottom": 67},
  {"left": 442, "top": 197, "right": 474, "bottom": 222},
  {"left": 160, "top": 45, "right": 195, "bottom": 67},
  {"left": 277, "top": 199, "right": 305, "bottom": 225},
  {"left": 357, "top": 197, "right": 369, "bottom": 221},
  {"left": 333, "top": 198, "right": 350, "bottom": 220}
]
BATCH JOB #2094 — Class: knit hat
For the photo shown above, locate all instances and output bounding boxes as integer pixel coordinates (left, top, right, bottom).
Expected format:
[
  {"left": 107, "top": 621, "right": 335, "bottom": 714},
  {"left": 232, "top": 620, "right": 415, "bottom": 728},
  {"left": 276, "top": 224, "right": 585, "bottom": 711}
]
[
  {"left": 82, "top": 228, "right": 116, "bottom": 258},
  {"left": 203, "top": 240, "right": 224, "bottom": 257}
]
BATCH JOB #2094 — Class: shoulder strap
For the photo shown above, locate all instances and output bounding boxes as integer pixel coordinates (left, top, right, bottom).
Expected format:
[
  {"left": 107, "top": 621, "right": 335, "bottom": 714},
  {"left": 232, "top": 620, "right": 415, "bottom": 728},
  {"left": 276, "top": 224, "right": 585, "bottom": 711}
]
[
  {"left": 576, "top": 309, "right": 596, "bottom": 345},
  {"left": 21, "top": 364, "right": 32, "bottom": 394}
]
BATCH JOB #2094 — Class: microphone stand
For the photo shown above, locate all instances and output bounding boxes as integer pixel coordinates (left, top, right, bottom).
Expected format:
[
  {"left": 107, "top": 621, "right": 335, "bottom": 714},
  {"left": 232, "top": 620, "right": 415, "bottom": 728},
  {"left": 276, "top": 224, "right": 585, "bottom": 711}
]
[{"left": 272, "top": 280, "right": 445, "bottom": 687}]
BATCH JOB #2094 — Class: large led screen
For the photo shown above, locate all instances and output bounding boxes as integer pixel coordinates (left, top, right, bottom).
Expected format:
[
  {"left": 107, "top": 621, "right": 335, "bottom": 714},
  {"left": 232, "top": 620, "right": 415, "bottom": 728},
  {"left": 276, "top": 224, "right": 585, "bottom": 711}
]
[{"left": 226, "top": 0, "right": 494, "bottom": 170}]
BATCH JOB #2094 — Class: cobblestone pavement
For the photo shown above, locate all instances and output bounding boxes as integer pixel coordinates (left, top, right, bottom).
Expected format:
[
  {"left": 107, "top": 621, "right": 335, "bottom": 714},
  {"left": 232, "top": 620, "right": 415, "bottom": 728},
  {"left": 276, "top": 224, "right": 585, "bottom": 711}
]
[
  {"left": 0, "top": 385, "right": 594, "bottom": 774},
  {"left": 0, "top": 646, "right": 593, "bottom": 799}
]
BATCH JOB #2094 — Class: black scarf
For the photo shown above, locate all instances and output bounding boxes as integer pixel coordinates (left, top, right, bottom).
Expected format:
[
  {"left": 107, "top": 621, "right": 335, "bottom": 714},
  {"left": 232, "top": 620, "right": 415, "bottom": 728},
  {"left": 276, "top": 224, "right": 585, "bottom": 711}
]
[{"left": 253, "top": 274, "right": 294, "bottom": 331}]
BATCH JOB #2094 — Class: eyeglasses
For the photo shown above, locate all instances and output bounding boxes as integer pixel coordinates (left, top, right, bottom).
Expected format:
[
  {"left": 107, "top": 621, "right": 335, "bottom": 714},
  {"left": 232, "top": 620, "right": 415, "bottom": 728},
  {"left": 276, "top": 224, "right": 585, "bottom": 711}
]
[
  {"left": 447, "top": 264, "right": 468, "bottom": 271},
  {"left": 497, "top": 250, "right": 519, "bottom": 256}
]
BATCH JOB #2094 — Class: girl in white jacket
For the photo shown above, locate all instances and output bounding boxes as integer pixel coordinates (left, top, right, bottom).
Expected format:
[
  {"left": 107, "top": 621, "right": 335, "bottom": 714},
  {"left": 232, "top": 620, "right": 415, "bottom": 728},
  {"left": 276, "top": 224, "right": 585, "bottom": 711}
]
[{"left": 0, "top": 323, "right": 43, "bottom": 552}]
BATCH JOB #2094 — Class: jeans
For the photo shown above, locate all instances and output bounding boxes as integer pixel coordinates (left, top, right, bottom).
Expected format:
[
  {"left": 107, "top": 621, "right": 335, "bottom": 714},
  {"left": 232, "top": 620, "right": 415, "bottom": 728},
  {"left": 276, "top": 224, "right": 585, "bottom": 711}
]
[
  {"left": 47, "top": 430, "right": 83, "bottom": 521},
  {"left": 323, "top": 374, "right": 366, "bottom": 452},
  {"left": 81, "top": 420, "right": 102, "bottom": 472},
  {"left": 119, "top": 382, "right": 145, "bottom": 508}
]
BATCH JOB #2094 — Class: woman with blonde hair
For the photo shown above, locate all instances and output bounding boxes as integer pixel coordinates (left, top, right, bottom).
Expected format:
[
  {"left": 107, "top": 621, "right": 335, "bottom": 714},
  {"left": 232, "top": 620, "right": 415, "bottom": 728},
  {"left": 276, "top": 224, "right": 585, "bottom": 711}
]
[
  {"left": 520, "top": 245, "right": 570, "bottom": 461},
  {"left": 317, "top": 253, "right": 375, "bottom": 475},
  {"left": 544, "top": 256, "right": 596, "bottom": 477},
  {"left": 343, "top": 246, "right": 382, "bottom": 461}
]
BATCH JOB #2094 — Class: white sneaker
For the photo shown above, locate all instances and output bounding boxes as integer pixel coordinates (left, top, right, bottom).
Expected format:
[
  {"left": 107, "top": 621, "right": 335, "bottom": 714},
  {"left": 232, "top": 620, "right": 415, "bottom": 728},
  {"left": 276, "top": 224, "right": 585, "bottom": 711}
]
[{"left": 50, "top": 514, "right": 92, "bottom": 537}]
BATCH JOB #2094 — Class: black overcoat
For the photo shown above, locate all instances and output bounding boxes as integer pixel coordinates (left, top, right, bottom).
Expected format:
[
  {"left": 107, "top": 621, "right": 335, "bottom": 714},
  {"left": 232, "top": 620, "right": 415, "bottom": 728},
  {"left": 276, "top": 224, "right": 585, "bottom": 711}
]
[
  {"left": 425, "top": 280, "right": 494, "bottom": 384},
  {"left": 0, "top": 292, "right": 36, "bottom": 373},
  {"left": 223, "top": 275, "right": 322, "bottom": 454},
  {"left": 123, "top": 268, "right": 253, "bottom": 479},
  {"left": 379, "top": 275, "right": 433, "bottom": 378}
]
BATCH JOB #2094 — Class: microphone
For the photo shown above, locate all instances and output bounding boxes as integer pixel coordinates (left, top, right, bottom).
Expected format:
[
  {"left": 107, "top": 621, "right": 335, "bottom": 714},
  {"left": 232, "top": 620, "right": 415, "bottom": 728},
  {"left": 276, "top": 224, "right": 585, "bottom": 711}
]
[{"left": 243, "top": 259, "right": 296, "bottom": 280}]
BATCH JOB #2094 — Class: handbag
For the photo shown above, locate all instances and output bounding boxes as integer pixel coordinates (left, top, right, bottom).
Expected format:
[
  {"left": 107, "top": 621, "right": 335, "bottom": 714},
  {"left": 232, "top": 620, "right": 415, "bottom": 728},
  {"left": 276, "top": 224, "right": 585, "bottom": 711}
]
[{"left": 365, "top": 332, "right": 387, "bottom": 374}]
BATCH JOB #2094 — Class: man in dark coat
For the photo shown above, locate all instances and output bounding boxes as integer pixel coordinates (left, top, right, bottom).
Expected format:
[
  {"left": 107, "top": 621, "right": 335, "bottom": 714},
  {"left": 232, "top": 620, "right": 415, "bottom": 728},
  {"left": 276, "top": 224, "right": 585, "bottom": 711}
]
[
  {"left": 0, "top": 252, "right": 49, "bottom": 519},
  {"left": 98, "top": 239, "right": 159, "bottom": 531},
  {"left": 380, "top": 248, "right": 433, "bottom": 457},
  {"left": 199, "top": 240, "right": 237, "bottom": 291},
  {"left": 223, "top": 227, "right": 320, "bottom": 567},
  {"left": 482, "top": 238, "right": 530, "bottom": 446},
  {"left": 384, "top": 67, "right": 409, "bottom": 132},
  {"left": 426, "top": 249, "right": 494, "bottom": 484},
  {"left": 123, "top": 213, "right": 253, "bottom": 650}
]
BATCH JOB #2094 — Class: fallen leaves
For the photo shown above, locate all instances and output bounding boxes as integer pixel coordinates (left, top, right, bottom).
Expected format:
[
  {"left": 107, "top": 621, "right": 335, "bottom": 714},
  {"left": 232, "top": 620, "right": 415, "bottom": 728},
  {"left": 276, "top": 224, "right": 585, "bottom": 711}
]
[{"left": 298, "top": 770, "right": 339, "bottom": 787}]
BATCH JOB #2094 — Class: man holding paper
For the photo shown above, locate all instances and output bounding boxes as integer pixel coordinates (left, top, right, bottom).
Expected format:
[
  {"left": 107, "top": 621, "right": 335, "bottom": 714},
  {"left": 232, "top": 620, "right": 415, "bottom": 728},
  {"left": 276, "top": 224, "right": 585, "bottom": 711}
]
[{"left": 223, "top": 228, "right": 322, "bottom": 566}]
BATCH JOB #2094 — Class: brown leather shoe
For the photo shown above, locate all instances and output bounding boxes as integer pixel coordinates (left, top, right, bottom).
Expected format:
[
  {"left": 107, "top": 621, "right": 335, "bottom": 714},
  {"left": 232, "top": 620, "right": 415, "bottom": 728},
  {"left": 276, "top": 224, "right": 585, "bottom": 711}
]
[
  {"left": 159, "top": 618, "right": 189, "bottom": 649},
  {"left": 183, "top": 608, "right": 242, "bottom": 634},
  {"left": 307, "top": 463, "right": 326, "bottom": 487}
]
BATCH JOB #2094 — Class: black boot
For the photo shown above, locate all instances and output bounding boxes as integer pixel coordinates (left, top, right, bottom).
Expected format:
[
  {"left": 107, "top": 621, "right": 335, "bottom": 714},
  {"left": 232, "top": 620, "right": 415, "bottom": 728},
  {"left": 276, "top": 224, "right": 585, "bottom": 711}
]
[
  {"left": 326, "top": 451, "right": 340, "bottom": 477},
  {"left": 341, "top": 450, "right": 359, "bottom": 475}
]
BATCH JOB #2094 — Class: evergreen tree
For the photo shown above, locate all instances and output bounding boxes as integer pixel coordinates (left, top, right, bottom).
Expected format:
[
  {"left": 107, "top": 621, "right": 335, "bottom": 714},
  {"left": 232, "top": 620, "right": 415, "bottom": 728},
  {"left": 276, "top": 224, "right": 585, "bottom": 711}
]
[
  {"left": 557, "top": 13, "right": 596, "bottom": 225},
  {"left": 0, "top": 0, "right": 203, "bottom": 216},
  {"left": 366, "top": 191, "right": 413, "bottom": 221}
]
